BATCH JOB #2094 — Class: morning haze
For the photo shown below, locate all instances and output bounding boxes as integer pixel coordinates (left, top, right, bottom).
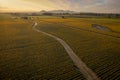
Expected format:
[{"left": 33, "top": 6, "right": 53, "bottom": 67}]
[
  {"left": 0, "top": 0, "right": 120, "bottom": 80},
  {"left": 0, "top": 0, "right": 120, "bottom": 13}
]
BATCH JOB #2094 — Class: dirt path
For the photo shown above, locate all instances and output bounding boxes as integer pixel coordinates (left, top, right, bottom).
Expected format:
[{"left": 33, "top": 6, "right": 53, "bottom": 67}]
[{"left": 33, "top": 22, "right": 101, "bottom": 80}]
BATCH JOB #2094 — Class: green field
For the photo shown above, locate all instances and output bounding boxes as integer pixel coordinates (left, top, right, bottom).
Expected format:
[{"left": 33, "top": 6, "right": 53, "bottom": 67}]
[
  {"left": 36, "top": 17, "right": 120, "bottom": 80},
  {"left": 0, "top": 15, "right": 85, "bottom": 80},
  {"left": 0, "top": 14, "right": 120, "bottom": 80}
]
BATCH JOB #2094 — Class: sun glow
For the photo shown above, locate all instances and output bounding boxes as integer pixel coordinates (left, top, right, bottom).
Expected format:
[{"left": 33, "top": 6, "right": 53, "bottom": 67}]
[{"left": 0, "top": 0, "right": 120, "bottom": 13}]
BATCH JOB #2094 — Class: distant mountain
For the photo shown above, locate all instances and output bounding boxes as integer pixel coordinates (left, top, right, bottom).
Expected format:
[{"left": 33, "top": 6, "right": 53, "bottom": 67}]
[
  {"left": 40, "top": 10, "right": 77, "bottom": 14},
  {"left": 40, "top": 10, "right": 47, "bottom": 13}
]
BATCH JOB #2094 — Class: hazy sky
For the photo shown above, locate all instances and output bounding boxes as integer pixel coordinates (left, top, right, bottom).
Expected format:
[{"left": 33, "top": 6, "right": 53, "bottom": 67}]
[{"left": 0, "top": 0, "right": 120, "bottom": 13}]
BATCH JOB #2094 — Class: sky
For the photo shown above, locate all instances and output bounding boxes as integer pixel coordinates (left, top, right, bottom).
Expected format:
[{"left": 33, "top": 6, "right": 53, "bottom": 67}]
[{"left": 0, "top": 0, "right": 120, "bottom": 13}]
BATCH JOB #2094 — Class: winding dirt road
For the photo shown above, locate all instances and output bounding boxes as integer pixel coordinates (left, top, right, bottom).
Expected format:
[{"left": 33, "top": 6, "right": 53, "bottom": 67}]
[{"left": 33, "top": 22, "right": 101, "bottom": 80}]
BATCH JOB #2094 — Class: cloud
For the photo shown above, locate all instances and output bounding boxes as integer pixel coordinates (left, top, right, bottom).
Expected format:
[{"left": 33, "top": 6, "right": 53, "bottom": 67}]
[
  {"left": 0, "top": 6, "right": 9, "bottom": 12},
  {"left": 84, "top": 0, "right": 120, "bottom": 13},
  {"left": 0, "top": 0, "right": 120, "bottom": 13}
]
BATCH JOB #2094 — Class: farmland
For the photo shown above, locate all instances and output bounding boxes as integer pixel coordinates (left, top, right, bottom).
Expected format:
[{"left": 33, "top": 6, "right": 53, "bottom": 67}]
[
  {"left": 36, "top": 17, "right": 120, "bottom": 80},
  {"left": 0, "top": 14, "right": 120, "bottom": 80},
  {"left": 0, "top": 15, "right": 84, "bottom": 80}
]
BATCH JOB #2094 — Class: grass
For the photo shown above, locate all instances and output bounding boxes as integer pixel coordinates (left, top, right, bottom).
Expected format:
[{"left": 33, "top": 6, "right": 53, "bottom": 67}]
[
  {"left": 38, "top": 18, "right": 120, "bottom": 36},
  {"left": 0, "top": 17, "right": 84, "bottom": 79},
  {"left": 0, "top": 14, "right": 120, "bottom": 80},
  {"left": 0, "top": 14, "right": 14, "bottom": 20},
  {"left": 36, "top": 17, "right": 120, "bottom": 80}
]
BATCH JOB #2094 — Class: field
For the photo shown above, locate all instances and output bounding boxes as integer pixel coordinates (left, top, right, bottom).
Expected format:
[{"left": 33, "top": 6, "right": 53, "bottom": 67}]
[
  {"left": 0, "top": 15, "right": 85, "bottom": 80},
  {"left": 0, "top": 14, "right": 120, "bottom": 80}
]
